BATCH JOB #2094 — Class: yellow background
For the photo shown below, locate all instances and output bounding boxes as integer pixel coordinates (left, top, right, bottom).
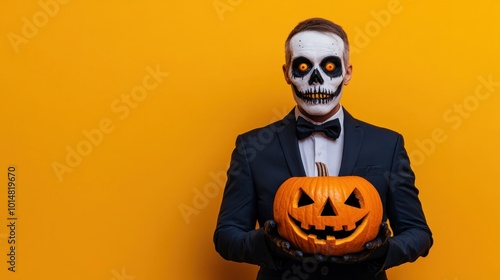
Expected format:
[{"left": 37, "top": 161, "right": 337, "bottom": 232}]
[{"left": 1, "top": 0, "right": 499, "bottom": 279}]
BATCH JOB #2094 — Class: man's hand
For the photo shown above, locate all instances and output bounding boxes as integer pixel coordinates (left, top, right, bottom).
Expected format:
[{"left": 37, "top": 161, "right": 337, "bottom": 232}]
[
  {"left": 263, "top": 220, "right": 304, "bottom": 261},
  {"left": 330, "top": 222, "right": 391, "bottom": 264}
]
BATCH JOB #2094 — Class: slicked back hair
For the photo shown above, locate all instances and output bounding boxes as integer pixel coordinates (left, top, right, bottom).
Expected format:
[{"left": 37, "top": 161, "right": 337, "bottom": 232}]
[{"left": 285, "top": 18, "right": 350, "bottom": 68}]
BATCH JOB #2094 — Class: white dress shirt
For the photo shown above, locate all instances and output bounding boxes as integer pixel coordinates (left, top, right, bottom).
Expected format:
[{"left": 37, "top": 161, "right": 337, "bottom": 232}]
[{"left": 295, "top": 106, "right": 345, "bottom": 177}]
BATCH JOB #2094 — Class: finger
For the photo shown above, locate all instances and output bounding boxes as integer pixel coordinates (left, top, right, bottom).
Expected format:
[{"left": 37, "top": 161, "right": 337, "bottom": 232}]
[
  {"left": 329, "top": 256, "right": 343, "bottom": 263},
  {"left": 343, "top": 253, "right": 367, "bottom": 263},
  {"left": 384, "top": 226, "right": 392, "bottom": 240},
  {"left": 264, "top": 220, "right": 276, "bottom": 231},
  {"left": 283, "top": 248, "right": 303, "bottom": 260},
  {"left": 264, "top": 220, "right": 278, "bottom": 236},
  {"left": 268, "top": 220, "right": 277, "bottom": 229},
  {"left": 264, "top": 220, "right": 271, "bottom": 233},
  {"left": 280, "top": 240, "right": 291, "bottom": 250},
  {"left": 313, "top": 254, "right": 325, "bottom": 262},
  {"left": 381, "top": 223, "right": 391, "bottom": 238},
  {"left": 294, "top": 250, "right": 303, "bottom": 259},
  {"left": 365, "top": 239, "right": 382, "bottom": 250},
  {"left": 271, "top": 236, "right": 288, "bottom": 249},
  {"left": 343, "top": 254, "right": 352, "bottom": 262}
]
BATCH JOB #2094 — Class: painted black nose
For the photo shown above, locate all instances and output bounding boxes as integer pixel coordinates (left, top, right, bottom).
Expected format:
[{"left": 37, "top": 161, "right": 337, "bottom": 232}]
[{"left": 308, "top": 68, "right": 324, "bottom": 85}]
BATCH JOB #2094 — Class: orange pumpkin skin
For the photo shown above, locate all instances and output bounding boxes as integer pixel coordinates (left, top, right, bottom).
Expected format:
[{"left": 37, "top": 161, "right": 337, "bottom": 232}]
[{"left": 273, "top": 175, "right": 383, "bottom": 256}]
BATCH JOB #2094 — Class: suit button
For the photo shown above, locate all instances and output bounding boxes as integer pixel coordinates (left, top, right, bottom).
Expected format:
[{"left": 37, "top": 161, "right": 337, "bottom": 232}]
[{"left": 320, "top": 266, "right": 329, "bottom": 275}]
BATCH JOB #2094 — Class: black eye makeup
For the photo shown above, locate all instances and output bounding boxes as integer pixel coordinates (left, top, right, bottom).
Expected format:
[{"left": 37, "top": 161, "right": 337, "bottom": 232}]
[
  {"left": 320, "top": 56, "right": 342, "bottom": 78},
  {"left": 291, "top": 57, "right": 313, "bottom": 78}
]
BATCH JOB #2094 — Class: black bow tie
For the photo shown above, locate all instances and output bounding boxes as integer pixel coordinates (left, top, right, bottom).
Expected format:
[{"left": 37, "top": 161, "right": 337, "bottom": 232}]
[{"left": 296, "top": 116, "right": 341, "bottom": 140}]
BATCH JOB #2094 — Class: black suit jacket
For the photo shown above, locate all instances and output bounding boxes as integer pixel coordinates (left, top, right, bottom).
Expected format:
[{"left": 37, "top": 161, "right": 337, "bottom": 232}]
[{"left": 214, "top": 108, "right": 433, "bottom": 280}]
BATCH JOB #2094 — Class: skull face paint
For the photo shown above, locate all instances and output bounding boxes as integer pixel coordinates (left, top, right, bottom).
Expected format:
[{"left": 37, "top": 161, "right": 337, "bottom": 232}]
[{"left": 287, "top": 31, "right": 347, "bottom": 117}]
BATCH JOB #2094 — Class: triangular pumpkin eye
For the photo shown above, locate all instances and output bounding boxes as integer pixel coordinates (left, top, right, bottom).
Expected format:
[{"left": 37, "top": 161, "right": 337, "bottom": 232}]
[
  {"left": 345, "top": 189, "right": 362, "bottom": 208},
  {"left": 297, "top": 188, "right": 314, "bottom": 207}
]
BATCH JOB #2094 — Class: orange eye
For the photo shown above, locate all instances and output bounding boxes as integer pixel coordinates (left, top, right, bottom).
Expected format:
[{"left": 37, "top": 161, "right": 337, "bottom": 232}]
[
  {"left": 298, "top": 63, "right": 309, "bottom": 72},
  {"left": 325, "top": 62, "right": 335, "bottom": 71}
]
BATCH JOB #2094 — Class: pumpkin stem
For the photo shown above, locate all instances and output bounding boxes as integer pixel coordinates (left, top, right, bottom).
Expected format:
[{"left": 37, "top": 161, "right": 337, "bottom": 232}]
[{"left": 315, "top": 162, "right": 329, "bottom": 177}]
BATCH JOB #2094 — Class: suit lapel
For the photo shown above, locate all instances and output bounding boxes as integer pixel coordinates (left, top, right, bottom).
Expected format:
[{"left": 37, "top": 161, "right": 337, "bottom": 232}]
[
  {"left": 277, "top": 110, "right": 306, "bottom": 177},
  {"left": 339, "top": 109, "right": 364, "bottom": 176}
]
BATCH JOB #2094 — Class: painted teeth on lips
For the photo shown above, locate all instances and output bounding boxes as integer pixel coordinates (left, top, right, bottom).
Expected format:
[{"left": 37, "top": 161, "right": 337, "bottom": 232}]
[{"left": 304, "top": 93, "right": 330, "bottom": 99}]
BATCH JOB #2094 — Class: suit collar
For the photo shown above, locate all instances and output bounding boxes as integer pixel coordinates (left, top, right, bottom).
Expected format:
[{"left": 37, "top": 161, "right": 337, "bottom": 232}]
[
  {"left": 277, "top": 109, "right": 306, "bottom": 177},
  {"left": 339, "top": 108, "right": 363, "bottom": 176}
]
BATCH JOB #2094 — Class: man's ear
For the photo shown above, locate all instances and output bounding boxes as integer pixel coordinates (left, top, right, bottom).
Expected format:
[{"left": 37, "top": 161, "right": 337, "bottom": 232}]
[
  {"left": 282, "top": 64, "right": 292, "bottom": 85},
  {"left": 343, "top": 64, "right": 353, "bottom": 85}
]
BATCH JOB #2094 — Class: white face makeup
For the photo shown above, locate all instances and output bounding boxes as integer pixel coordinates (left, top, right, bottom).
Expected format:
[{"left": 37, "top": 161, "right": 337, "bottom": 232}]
[{"left": 287, "top": 31, "right": 347, "bottom": 117}]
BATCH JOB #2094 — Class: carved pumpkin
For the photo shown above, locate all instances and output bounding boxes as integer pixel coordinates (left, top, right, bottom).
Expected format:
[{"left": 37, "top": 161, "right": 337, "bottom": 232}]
[{"left": 273, "top": 162, "right": 383, "bottom": 256}]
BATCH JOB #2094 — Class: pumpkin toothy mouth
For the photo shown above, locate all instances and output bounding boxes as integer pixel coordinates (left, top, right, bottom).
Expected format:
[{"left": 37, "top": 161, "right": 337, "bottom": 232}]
[
  {"left": 288, "top": 213, "right": 368, "bottom": 241},
  {"left": 292, "top": 84, "right": 343, "bottom": 104}
]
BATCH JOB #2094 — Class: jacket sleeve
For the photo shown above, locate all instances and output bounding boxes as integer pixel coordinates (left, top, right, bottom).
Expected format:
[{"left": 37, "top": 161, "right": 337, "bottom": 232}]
[
  {"left": 376, "top": 134, "right": 433, "bottom": 271},
  {"left": 213, "top": 135, "right": 277, "bottom": 269}
]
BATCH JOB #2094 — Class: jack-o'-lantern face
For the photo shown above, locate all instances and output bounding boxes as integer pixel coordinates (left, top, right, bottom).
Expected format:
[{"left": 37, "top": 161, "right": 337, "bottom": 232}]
[{"left": 273, "top": 164, "right": 382, "bottom": 256}]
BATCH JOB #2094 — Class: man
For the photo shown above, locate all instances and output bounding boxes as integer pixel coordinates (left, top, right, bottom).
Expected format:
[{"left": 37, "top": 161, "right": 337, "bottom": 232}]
[{"left": 213, "top": 18, "right": 432, "bottom": 280}]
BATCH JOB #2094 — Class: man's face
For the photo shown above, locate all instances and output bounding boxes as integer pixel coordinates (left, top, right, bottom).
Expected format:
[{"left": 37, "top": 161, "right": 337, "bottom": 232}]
[{"left": 284, "top": 31, "right": 350, "bottom": 118}]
